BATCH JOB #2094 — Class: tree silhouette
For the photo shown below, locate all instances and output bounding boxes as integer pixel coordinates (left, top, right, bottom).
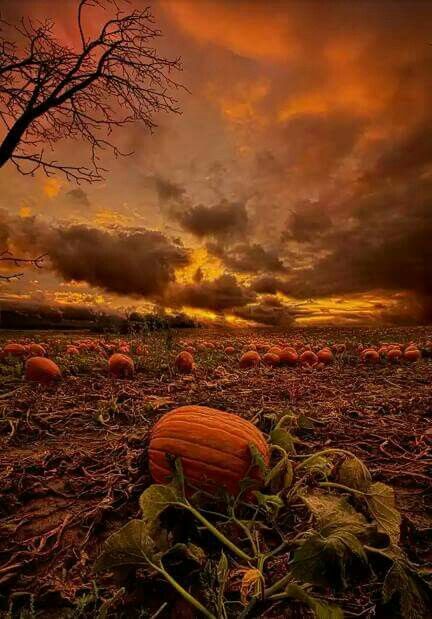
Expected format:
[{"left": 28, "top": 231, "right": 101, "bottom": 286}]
[{"left": 0, "top": 0, "right": 182, "bottom": 183}]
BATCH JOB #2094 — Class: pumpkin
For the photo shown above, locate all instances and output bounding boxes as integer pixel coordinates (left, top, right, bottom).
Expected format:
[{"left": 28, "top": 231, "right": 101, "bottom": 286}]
[
  {"left": 175, "top": 351, "right": 194, "bottom": 373},
  {"left": 317, "top": 349, "right": 333, "bottom": 364},
  {"left": 3, "top": 343, "right": 26, "bottom": 357},
  {"left": 262, "top": 352, "right": 280, "bottom": 367},
  {"left": 25, "top": 357, "right": 61, "bottom": 384},
  {"left": 267, "top": 346, "right": 283, "bottom": 356},
  {"left": 149, "top": 405, "right": 269, "bottom": 495},
  {"left": 362, "top": 349, "right": 379, "bottom": 363},
  {"left": 109, "top": 353, "right": 134, "bottom": 378},
  {"left": 29, "top": 343, "right": 46, "bottom": 357},
  {"left": 299, "top": 350, "right": 318, "bottom": 366},
  {"left": 66, "top": 345, "right": 80, "bottom": 355},
  {"left": 387, "top": 348, "right": 402, "bottom": 362},
  {"left": 224, "top": 346, "right": 235, "bottom": 355},
  {"left": 239, "top": 351, "right": 260, "bottom": 369},
  {"left": 279, "top": 348, "right": 299, "bottom": 366},
  {"left": 404, "top": 348, "right": 421, "bottom": 362},
  {"left": 185, "top": 346, "right": 196, "bottom": 355}
]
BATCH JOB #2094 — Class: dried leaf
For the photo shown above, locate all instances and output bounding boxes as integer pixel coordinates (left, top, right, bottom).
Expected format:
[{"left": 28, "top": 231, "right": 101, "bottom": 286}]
[
  {"left": 284, "top": 584, "right": 344, "bottom": 618},
  {"left": 302, "top": 492, "right": 368, "bottom": 537},
  {"left": 383, "top": 560, "right": 432, "bottom": 619},
  {"left": 270, "top": 428, "right": 296, "bottom": 454},
  {"left": 365, "top": 482, "right": 401, "bottom": 543},
  {"left": 240, "top": 568, "right": 264, "bottom": 605},
  {"left": 338, "top": 457, "right": 371, "bottom": 491}
]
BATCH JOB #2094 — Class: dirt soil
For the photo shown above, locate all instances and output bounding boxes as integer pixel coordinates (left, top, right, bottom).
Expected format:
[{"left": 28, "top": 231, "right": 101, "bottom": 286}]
[{"left": 0, "top": 326, "right": 431, "bottom": 618}]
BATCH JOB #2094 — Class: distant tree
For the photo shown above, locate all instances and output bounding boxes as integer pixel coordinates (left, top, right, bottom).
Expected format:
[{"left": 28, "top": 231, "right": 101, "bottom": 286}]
[{"left": 0, "top": 0, "right": 182, "bottom": 183}]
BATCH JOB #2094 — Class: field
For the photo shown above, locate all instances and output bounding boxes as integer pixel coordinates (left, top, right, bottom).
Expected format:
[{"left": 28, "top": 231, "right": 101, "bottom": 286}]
[{"left": 0, "top": 327, "right": 431, "bottom": 618}]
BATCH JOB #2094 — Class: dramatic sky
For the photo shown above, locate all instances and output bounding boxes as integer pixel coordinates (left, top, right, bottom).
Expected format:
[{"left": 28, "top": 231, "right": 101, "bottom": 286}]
[{"left": 1, "top": 0, "right": 432, "bottom": 326}]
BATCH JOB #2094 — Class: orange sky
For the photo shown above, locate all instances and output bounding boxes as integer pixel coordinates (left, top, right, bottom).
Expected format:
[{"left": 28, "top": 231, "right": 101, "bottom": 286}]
[{"left": 1, "top": 0, "right": 432, "bottom": 326}]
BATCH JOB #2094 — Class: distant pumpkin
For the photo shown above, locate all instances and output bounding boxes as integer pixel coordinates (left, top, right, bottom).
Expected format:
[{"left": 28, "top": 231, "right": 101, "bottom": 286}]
[
  {"left": 362, "top": 349, "right": 379, "bottom": 363},
  {"left": 317, "top": 349, "right": 333, "bottom": 364},
  {"left": 404, "top": 348, "right": 421, "bottom": 362},
  {"left": 109, "top": 353, "right": 134, "bottom": 378},
  {"left": 66, "top": 345, "right": 80, "bottom": 355},
  {"left": 387, "top": 348, "right": 402, "bottom": 362},
  {"left": 175, "top": 351, "right": 194, "bottom": 373},
  {"left": 279, "top": 348, "right": 299, "bottom": 366},
  {"left": 299, "top": 350, "right": 318, "bottom": 366},
  {"left": 3, "top": 343, "right": 27, "bottom": 357},
  {"left": 239, "top": 351, "right": 261, "bottom": 369},
  {"left": 224, "top": 346, "right": 235, "bottom": 355},
  {"left": 25, "top": 357, "right": 61, "bottom": 385},
  {"left": 29, "top": 343, "right": 46, "bottom": 357},
  {"left": 263, "top": 352, "right": 280, "bottom": 367}
]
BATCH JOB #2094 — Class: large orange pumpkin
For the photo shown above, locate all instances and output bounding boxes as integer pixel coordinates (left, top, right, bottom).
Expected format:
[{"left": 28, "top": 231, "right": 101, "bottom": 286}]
[
  {"left": 149, "top": 405, "right": 269, "bottom": 495},
  {"left": 25, "top": 357, "right": 61, "bottom": 384},
  {"left": 109, "top": 353, "right": 134, "bottom": 378}
]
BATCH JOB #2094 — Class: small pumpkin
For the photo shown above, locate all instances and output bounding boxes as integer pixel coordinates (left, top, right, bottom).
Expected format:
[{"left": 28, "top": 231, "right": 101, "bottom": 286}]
[
  {"left": 362, "top": 349, "right": 379, "bottom": 363},
  {"left": 175, "top": 351, "right": 194, "bottom": 373},
  {"left": 299, "top": 350, "right": 318, "bottom": 366},
  {"left": 109, "top": 353, "right": 134, "bottom": 378},
  {"left": 317, "top": 349, "right": 333, "bottom": 364},
  {"left": 387, "top": 348, "right": 402, "bottom": 362},
  {"left": 25, "top": 357, "right": 61, "bottom": 384},
  {"left": 29, "top": 343, "right": 46, "bottom": 357},
  {"left": 262, "top": 352, "right": 280, "bottom": 367},
  {"left": 149, "top": 405, "right": 269, "bottom": 495},
  {"left": 239, "top": 351, "right": 260, "bottom": 369},
  {"left": 224, "top": 346, "right": 235, "bottom": 355},
  {"left": 66, "top": 345, "right": 80, "bottom": 355},
  {"left": 404, "top": 348, "right": 421, "bottom": 362},
  {"left": 279, "top": 348, "right": 298, "bottom": 366},
  {"left": 3, "top": 343, "right": 26, "bottom": 357}
]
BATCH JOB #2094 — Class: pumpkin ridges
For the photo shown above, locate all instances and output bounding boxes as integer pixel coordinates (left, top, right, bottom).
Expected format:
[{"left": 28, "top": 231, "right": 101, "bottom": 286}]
[
  {"left": 149, "top": 449, "right": 247, "bottom": 480},
  {"left": 152, "top": 407, "right": 268, "bottom": 453},
  {"left": 151, "top": 421, "right": 264, "bottom": 455},
  {"left": 150, "top": 437, "right": 249, "bottom": 469}
]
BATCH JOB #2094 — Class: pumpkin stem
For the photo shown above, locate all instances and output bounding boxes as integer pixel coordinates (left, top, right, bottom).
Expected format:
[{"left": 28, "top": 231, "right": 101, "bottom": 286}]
[
  {"left": 296, "top": 447, "right": 361, "bottom": 470},
  {"left": 318, "top": 481, "right": 367, "bottom": 496}
]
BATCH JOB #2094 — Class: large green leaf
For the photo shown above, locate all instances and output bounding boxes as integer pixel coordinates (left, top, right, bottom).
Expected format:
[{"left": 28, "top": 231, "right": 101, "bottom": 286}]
[
  {"left": 365, "top": 482, "right": 401, "bottom": 543},
  {"left": 299, "top": 453, "right": 332, "bottom": 477},
  {"left": 139, "top": 483, "right": 182, "bottom": 522},
  {"left": 94, "top": 520, "right": 167, "bottom": 572},
  {"left": 292, "top": 529, "right": 368, "bottom": 589},
  {"left": 284, "top": 584, "right": 344, "bottom": 618},
  {"left": 302, "top": 492, "right": 369, "bottom": 538},
  {"left": 383, "top": 560, "right": 432, "bottom": 619},
  {"left": 338, "top": 457, "right": 371, "bottom": 491}
]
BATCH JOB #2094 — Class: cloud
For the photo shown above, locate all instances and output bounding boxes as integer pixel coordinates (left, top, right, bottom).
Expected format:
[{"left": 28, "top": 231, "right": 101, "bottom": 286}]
[
  {"left": 0, "top": 210, "right": 190, "bottom": 298},
  {"left": 208, "top": 242, "right": 288, "bottom": 274},
  {"left": 232, "top": 297, "right": 299, "bottom": 326},
  {"left": 65, "top": 188, "right": 91, "bottom": 208},
  {"left": 169, "top": 273, "right": 255, "bottom": 311},
  {"left": 174, "top": 200, "right": 248, "bottom": 240}
]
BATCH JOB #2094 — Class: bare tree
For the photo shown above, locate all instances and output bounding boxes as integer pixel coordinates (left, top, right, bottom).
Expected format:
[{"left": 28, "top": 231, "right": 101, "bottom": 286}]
[
  {"left": 0, "top": 250, "right": 47, "bottom": 281},
  {"left": 0, "top": 0, "right": 182, "bottom": 183}
]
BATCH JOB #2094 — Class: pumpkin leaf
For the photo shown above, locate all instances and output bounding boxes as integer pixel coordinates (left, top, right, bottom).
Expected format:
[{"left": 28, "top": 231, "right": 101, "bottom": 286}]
[
  {"left": 265, "top": 457, "right": 294, "bottom": 492},
  {"left": 365, "top": 482, "right": 401, "bottom": 543},
  {"left": 254, "top": 491, "right": 284, "bottom": 519},
  {"left": 139, "top": 483, "right": 182, "bottom": 523},
  {"left": 299, "top": 453, "right": 332, "bottom": 477},
  {"left": 302, "top": 492, "right": 369, "bottom": 538},
  {"left": 94, "top": 520, "right": 167, "bottom": 572},
  {"left": 382, "top": 559, "right": 432, "bottom": 619},
  {"left": 338, "top": 457, "right": 371, "bottom": 492},
  {"left": 292, "top": 529, "right": 368, "bottom": 589},
  {"left": 283, "top": 584, "right": 344, "bottom": 618},
  {"left": 162, "top": 542, "right": 206, "bottom": 568},
  {"left": 248, "top": 443, "right": 267, "bottom": 474},
  {"left": 297, "top": 414, "right": 316, "bottom": 430},
  {"left": 270, "top": 428, "right": 296, "bottom": 454}
]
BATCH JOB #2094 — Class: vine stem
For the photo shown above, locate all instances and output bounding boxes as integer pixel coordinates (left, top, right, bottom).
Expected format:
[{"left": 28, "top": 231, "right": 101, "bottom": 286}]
[
  {"left": 184, "top": 503, "right": 253, "bottom": 563},
  {"left": 319, "top": 481, "right": 366, "bottom": 496},
  {"left": 152, "top": 560, "right": 217, "bottom": 619},
  {"left": 296, "top": 448, "right": 360, "bottom": 470}
]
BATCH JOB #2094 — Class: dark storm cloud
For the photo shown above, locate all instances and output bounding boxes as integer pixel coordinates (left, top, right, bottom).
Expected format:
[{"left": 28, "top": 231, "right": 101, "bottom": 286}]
[
  {"left": 232, "top": 299, "right": 298, "bottom": 326},
  {"left": 0, "top": 211, "right": 190, "bottom": 298},
  {"left": 283, "top": 203, "right": 333, "bottom": 243},
  {"left": 208, "top": 242, "right": 288, "bottom": 274},
  {"left": 174, "top": 200, "right": 248, "bottom": 240},
  {"left": 251, "top": 275, "right": 293, "bottom": 296},
  {"left": 169, "top": 274, "right": 255, "bottom": 311}
]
